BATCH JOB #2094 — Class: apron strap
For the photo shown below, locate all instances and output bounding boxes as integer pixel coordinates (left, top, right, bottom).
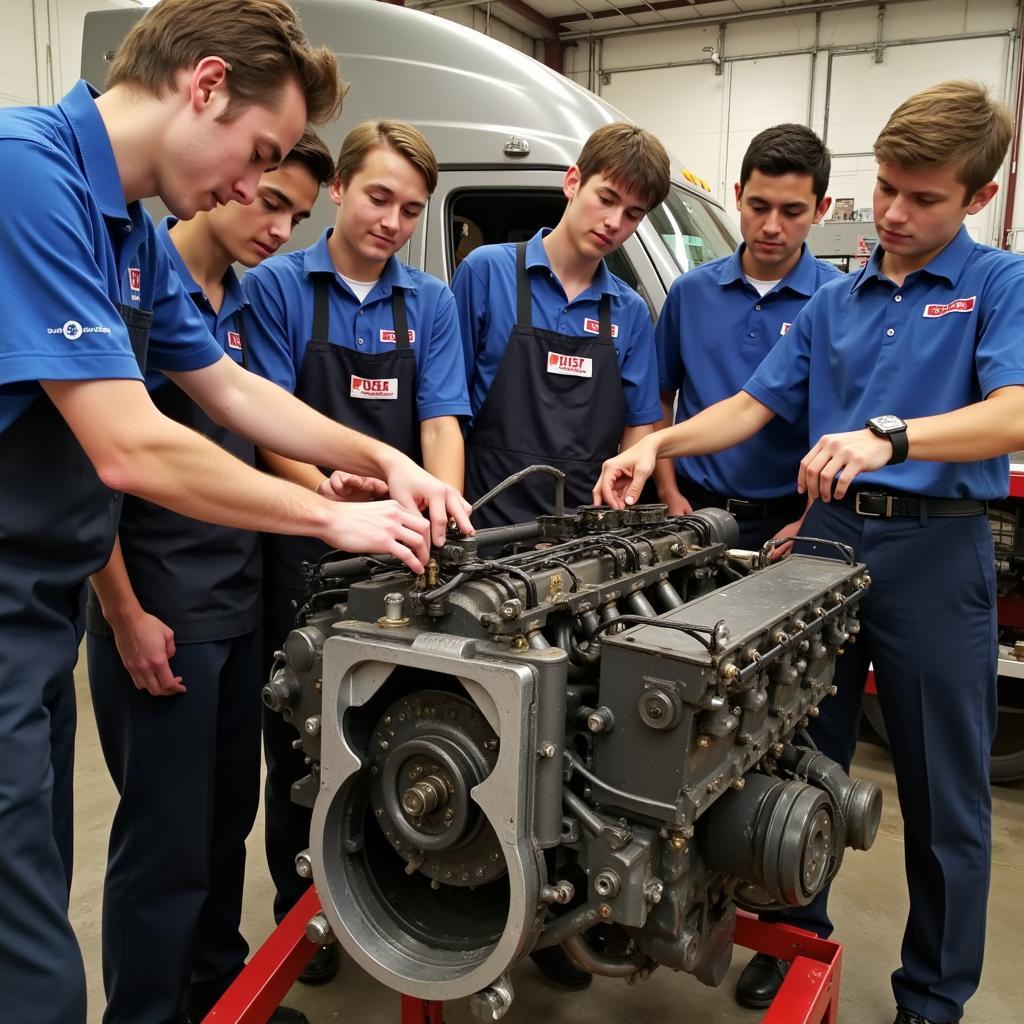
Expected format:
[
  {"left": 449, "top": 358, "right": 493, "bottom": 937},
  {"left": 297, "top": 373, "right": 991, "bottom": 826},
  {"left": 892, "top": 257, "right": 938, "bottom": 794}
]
[
  {"left": 598, "top": 292, "right": 612, "bottom": 343},
  {"left": 232, "top": 309, "right": 250, "bottom": 370},
  {"left": 391, "top": 287, "right": 411, "bottom": 350},
  {"left": 312, "top": 275, "right": 331, "bottom": 342},
  {"left": 515, "top": 241, "right": 532, "bottom": 328}
]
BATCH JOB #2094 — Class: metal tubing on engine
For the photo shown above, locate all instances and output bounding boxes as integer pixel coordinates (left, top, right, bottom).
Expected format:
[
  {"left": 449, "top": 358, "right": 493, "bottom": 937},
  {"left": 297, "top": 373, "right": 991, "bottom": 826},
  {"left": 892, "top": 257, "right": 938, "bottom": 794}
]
[
  {"left": 650, "top": 578, "right": 684, "bottom": 610},
  {"left": 563, "top": 933, "right": 647, "bottom": 978},
  {"left": 623, "top": 590, "right": 658, "bottom": 618}
]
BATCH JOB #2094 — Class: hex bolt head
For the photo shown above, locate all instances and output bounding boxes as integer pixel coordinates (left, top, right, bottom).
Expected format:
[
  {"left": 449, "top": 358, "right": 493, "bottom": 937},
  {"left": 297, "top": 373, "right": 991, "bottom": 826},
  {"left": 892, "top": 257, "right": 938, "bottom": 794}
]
[
  {"left": 304, "top": 715, "right": 321, "bottom": 736},
  {"left": 295, "top": 851, "right": 313, "bottom": 879},
  {"left": 305, "top": 913, "right": 334, "bottom": 945}
]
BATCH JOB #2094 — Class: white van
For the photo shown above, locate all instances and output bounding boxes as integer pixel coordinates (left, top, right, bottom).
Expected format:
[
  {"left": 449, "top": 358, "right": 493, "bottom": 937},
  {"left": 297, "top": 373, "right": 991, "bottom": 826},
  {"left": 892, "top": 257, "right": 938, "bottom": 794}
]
[{"left": 81, "top": 0, "right": 737, "bottom": 307}]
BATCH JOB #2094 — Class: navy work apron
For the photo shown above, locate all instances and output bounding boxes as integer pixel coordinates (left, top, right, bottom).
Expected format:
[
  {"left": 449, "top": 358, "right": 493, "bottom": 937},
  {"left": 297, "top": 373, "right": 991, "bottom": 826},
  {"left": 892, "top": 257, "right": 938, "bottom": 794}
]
[
  {"left": 86, "top": 312, "right": 261, "bottom": 642},
  {"left": 0, "top": 303, "right": 151, "bottom": 1023},
  {"left": 263, "top": 277, "right": 419, "bottom": 589},
  {"left": 464, "top": 242, "right": 626, "bottom": 529}
]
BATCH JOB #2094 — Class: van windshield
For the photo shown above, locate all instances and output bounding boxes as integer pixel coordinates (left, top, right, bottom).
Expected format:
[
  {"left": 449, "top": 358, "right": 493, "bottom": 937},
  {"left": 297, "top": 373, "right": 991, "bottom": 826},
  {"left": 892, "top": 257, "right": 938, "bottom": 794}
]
[{"left": 648, "top": 184, "right": 736, "bottom": 273}]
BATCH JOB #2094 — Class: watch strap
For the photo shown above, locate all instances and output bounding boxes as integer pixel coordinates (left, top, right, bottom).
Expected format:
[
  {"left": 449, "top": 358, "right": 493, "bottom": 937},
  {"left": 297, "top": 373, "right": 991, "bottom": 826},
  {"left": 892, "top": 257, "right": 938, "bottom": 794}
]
[{"left": 887, "top": 428, "right": 909, "bottom": 465}]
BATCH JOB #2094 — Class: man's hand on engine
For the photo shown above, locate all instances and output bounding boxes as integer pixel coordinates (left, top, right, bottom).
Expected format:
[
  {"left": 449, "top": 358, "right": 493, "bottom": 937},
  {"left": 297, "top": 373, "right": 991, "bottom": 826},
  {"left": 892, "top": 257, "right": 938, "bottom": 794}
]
[
  {"left": 379, "top": 457, "right": 474, "bottom": 547},
  {"left": 111, "top": 610, "right": 185, "bottom": 697},
  {"left": 594, "top": 436, "right": 659, "bottom": 509},
  {"left": 317, "top": 470, "right": 390, "bottom": 503},
  {"left": 322, "top": 499, "right": 433, "bottom": 575}
]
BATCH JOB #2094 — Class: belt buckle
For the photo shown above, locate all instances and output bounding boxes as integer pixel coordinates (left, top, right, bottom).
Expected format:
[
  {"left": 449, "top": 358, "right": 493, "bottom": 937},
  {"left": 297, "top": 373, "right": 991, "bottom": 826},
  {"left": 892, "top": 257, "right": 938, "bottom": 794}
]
[{"left": 854, "top": 492, "right": 893, "bottom": 517}]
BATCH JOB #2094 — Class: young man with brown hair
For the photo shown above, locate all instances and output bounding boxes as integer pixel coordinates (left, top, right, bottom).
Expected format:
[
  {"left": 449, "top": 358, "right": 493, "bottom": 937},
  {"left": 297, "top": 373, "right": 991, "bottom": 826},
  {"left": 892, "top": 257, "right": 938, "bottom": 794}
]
[
  {"left": 86, "top": 129, "right": 336, "bottom": 1024},
  {"left": 453, "top": 122, "right": 671, "bottom": 530},
  {"left": 242, "top": 119, "right": 470, "bottom": 977},
  {"left": 0, "top": 4, "right": 469, "bottom": 1022},
  {"left": 596, "top": 81, "right": 1024, "bottom": 1024}
]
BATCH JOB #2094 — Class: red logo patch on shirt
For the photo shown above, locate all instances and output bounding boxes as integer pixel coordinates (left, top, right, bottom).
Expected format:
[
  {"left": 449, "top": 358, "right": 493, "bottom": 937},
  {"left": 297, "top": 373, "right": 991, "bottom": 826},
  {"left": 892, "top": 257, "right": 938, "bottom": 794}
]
[
  {"left": 380, "top": 329, "right": 416, "bottom": 344},
  {"left": 922, "top": 296, "right": 976, "bottom": 318},
  {"left": 350, "top": 375, "right": 399, "bottom": 400},
  {"left": 582, "top": 318, "right": 619, "bottom": 338},
  {"left": 780, "top": 322, "right": 792, "bottom": 336},
  {"left": 547, "top": 352, "right": 593, "bottom": 378},
  {"left": 128, "top": 267, "right": 141, "bottom": 293},
  {"left": 227, "top": 331, "right": 242, "bottom": 351}
]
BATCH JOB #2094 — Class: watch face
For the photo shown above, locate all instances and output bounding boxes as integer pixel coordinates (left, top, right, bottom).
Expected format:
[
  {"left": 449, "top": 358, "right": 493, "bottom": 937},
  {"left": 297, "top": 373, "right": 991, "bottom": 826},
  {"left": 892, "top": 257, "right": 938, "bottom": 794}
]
[{"left": 871, "top": 415, "right": 906, "bottom": 434}]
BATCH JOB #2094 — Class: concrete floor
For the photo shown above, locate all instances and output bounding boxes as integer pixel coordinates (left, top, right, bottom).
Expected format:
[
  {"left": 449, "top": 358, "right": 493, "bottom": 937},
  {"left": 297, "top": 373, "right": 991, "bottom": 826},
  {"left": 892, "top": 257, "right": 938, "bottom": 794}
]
[{"left": 69, "top": 660, "right": 1024, "bottom": 1024}]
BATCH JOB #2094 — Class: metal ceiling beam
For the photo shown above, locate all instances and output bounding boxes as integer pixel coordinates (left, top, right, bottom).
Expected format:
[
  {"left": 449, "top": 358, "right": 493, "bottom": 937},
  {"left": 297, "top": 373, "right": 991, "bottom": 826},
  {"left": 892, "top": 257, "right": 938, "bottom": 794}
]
[{"left": 555, "top": 0, "right": 722, "bottom": 26}]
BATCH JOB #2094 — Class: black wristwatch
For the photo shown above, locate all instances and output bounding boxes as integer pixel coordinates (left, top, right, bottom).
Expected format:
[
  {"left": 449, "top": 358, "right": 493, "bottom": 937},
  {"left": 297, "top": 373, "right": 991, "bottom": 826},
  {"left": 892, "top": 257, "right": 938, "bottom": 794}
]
[{"left": 866, "top": 415, "right": 909, "bottom": 465}]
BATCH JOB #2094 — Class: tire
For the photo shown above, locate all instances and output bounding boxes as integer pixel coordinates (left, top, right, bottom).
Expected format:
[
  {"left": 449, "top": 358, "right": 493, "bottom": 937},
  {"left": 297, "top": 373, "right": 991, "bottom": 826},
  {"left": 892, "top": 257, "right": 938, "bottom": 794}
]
[{"left": 863, "top": 680, "right": 1024, "bottom": 785}]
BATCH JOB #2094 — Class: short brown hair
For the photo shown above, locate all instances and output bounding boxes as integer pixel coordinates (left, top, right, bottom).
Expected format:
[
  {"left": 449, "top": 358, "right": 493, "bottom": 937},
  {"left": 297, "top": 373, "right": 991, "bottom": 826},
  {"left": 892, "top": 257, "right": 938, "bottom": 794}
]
[
  {"left": 576, "top": 123, "right": 671, "bottom": 211},
  {"left": 106, "top": 0, "right": 345, "bottom": 125},
  {"left": 334, "top": 120, "right": 439, "bottom": 194},
  {"left": 283, "top": 128, "right": 335, "bottom": 186},
  {"left": 874, "top": 80, "right": 1012, "bottom": 199}
]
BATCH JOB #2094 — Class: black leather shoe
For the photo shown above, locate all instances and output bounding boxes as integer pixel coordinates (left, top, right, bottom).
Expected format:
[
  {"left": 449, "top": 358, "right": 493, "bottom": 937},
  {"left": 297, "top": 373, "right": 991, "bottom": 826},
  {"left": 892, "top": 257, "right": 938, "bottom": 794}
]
[
  {"left": 268, "top": 1007, "right": 310, "bottom": 1024},
  {"left": 735, "top": 952, "right": 789, "bottom": 1009},
  {"left": 298, "top": 943, "right": 339, "bottom": 985},
  {"left": 893, "top": 1008, "right": 959, "bottom": 1024},
  {"left": 529, "top": 946, "right": 593, "bottom": 990}
]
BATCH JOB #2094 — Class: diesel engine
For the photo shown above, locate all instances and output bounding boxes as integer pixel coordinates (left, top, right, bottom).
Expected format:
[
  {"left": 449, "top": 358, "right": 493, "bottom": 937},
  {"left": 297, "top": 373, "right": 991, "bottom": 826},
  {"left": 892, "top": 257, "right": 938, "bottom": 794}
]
[{"left": 263, "top": 499, "right": 881, "bottom": 1017}]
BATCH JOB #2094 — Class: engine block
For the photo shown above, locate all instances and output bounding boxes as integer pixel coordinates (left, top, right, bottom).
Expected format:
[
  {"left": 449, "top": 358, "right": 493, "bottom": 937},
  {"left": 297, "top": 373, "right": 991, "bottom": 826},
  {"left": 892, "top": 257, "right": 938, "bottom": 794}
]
[{"left": 263, "top": 504, "right": 881, "bottom": 1014}]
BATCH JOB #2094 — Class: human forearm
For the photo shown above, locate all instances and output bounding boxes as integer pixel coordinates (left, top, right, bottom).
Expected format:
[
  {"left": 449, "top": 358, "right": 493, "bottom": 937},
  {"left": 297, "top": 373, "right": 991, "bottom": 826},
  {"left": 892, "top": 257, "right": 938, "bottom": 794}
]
[
  {"left": 653, "top": 393, "right": 681, "bottom": 500},
  {"left": 421, "top": 417, "right": 464, "bottom": 491},
  {"left": 653, "top": 392, "right": 774, "bottom": 460},
  {"left": 258, "top": 448, "right": 325, "bottom": 492},
  {"left": 904, "top": 387, "right": 1024, "bottom": 461},
  {"left": 170, "top": 358, "right": 412, "bottom": 480},
  {"left": 90, "top": 538, "right": 144, "bottom": 628}
]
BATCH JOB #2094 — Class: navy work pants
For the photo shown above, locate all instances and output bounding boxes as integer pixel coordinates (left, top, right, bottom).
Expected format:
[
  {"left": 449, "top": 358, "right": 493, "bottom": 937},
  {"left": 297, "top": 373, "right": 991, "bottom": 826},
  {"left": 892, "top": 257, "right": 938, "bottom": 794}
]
[
  {"left": 261, "top": 584, "right": 313, "bottom": 921},
  {"left": 87, "top": 629, "right": 262, "bottom": 1024},
  {"left": 782, "top": 501, "right": 996, "bottom": 1023},
  {"left": 0, "top": 617, "right": 85, "bottom": 1024}
]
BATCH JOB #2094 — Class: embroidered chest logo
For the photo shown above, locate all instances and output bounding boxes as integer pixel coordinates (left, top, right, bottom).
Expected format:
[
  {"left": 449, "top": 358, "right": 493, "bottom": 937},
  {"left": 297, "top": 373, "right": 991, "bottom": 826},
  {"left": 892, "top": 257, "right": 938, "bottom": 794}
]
[
  {"left": 351, "top": 375, "right": 399, "bottom": 400},
  {"left": 582, "top": 318, "right": 619, "bottom": 338},
  {"left": 227, "top": 331, "right": 242, "bottom": 351},
  {"left": 380, "top": 329, "right": 416, "bottom": 344},
  {"left": 547, "top": 352, "right": 593, "bottom": 378},
  {"left": 780, "top": 322, "right": 792, "bottom": 336},
  {"left": 128, "top": 267, "right": 141, "bottom": 300},
  {"left": 922, "top": 296, "right": 976, "bottom": 318}
]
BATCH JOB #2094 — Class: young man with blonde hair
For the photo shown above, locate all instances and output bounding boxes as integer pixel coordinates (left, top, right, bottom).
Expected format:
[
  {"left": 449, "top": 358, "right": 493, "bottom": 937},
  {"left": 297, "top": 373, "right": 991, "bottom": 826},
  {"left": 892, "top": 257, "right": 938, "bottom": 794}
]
[
  {"left": 243, "top": 119, "right": 470, "bottom": 975},
  {"left": 453, "top": 123, "right": 671, "bottom": 530},
  {"left": 596, "top": 81, "right": 1024, "bottom": 1024},
  {"left": 0, "top": 4, "right": 469, "bottom": 1021},
  {"left": 86, "top": 128, "right": 336, "bottom": 1024}
]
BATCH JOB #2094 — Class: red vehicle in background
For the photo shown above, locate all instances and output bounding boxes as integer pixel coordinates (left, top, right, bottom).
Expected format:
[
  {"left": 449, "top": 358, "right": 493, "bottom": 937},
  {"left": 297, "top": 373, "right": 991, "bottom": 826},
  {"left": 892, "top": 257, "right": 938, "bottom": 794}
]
[{"left": 863, "top": 460, "right": 1024, "bottom": 783}]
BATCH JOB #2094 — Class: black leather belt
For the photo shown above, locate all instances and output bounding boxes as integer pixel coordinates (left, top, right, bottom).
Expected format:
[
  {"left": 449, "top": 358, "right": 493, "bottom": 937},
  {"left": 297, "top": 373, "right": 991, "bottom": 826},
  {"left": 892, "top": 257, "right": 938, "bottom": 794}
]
[
  {"left": 838, "top": 490, "right": 987, "bottom": 518},
  {"left": 675, "top": 476, "right": 804, "bottom": 521}
]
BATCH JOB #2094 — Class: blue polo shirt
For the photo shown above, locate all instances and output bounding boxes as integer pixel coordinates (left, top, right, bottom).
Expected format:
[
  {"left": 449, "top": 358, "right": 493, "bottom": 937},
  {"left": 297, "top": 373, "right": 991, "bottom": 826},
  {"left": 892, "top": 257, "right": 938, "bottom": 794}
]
[
  {"left": 0, "top": 82, "right": 223, "bottom": 434},
  {"left": 452, "top": 229, "right": 662, "bottom": 427},
  {"left": 241, "top": 229, "right": 470, "bottom": 421},
  {"left": 745, "top": 226, "right": 1024, "bottom": 499},
  {"left": 155, "top": 218, "right": 249, "bottom": 381},
  {"left": 658, "top": 243, "right": 841, "bottom": 498}
]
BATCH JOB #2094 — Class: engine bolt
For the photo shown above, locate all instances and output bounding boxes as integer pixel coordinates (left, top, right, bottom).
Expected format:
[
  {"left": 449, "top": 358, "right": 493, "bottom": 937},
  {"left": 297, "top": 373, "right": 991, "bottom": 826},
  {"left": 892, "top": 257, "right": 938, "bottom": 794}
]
[
  {"left": 443, "top": 809, "right": 455, "bottom": 826},
  {"left": 538, "top": 742, "right": 557, "bottom": 758},
  {"left": 409, "top": 764, "right": 424, "bottom": 780},
  {"left": 304, "top": 715, "right": 321, "bottom": 736},
  {"left": 697, "top": 735, "right": 711, "bottom": 749},
  {"left": 295, "top": 851, "right": 313, "bottom": 878},
  {"left": 594, "top": 870, "right": 620, "bottom": 898},
  {"left": 829, "top": 684, "right": 838, "bottom": 696},
  {"left": 644, "top": 880, "right": 664, "bottom": 904},
  {"left": 771, "top": 742, "right": 785, "bottom": 757},
  {"left": 598, "top": 903, "right": 612, "bottom": 920},
  {"left": 730, "top": 777, "right": 746, "bottom": 790},
  {"left": 305, "top": 913, "right": 334, "bottom": 945},
  {"left": 808, "top": 706, "right": 820, "bottom": 717}
]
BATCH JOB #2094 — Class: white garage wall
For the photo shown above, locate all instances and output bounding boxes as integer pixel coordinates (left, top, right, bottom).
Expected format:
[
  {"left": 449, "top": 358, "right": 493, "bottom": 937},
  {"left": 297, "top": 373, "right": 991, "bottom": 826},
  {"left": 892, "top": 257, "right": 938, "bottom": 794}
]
[{"left": 568, "top": 0, "right": 1021, "bottom": 246}]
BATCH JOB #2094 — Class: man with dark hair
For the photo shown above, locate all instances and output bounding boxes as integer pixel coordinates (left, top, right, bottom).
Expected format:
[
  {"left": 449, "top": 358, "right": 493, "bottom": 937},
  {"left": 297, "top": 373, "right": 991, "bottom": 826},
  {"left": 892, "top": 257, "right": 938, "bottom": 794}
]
[
  {"left": 0, "top": 3, "right": 469, "bottom": 1021},
  {"left": 596, "top": 82, "right": 1024, "bottom": 1024},
  {"left": 453, "top": 123, "right": 671, "bottom": 530},
  {"left": 86, "top": 129, "right": 337, "bottom": 1024},
  {"left": 655, "top": 123, "right": 837, "bottom": 554}
]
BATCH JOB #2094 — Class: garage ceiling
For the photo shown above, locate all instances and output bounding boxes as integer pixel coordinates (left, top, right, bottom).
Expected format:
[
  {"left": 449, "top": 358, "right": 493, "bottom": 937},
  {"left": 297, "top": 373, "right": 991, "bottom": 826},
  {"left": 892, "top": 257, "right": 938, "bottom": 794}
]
[{"left": 407, "top": 0, "right": 908, "bottom": 42}]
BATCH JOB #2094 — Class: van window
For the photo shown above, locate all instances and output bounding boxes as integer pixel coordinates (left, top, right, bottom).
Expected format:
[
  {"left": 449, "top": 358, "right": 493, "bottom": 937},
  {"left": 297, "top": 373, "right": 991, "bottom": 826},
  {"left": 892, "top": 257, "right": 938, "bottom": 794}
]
[
  {"left": 447, "top": 189, "right": 642, "bottom": 291},
  {"left": 649, "top": 185, "right": 735, "bottom": 273}
]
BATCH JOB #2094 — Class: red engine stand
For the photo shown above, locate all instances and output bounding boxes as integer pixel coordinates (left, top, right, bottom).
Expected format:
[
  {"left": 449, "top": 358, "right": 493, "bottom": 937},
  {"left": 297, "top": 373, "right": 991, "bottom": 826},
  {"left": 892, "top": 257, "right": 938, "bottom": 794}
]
[{"left": 203, "top": 897, "right": 841, "bottom": 1024}]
